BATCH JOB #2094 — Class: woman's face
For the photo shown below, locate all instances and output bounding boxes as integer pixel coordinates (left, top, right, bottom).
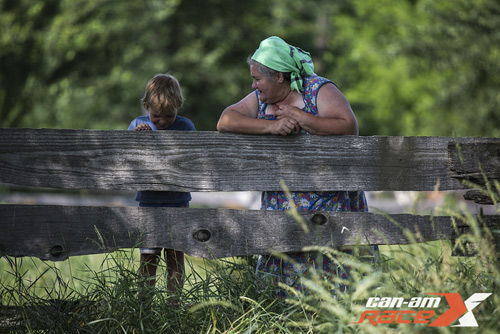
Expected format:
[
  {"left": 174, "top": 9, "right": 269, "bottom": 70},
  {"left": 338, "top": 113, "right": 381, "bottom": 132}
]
[{"left": 250, "top": 63, "right": 280, "bottom": 104}]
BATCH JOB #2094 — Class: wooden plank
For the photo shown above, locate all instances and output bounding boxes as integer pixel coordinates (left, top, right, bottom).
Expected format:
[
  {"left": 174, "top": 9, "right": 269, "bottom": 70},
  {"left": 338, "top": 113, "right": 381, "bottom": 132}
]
[
  {"left": 2, "top": 128, "right": 498, "bottom": 192},
  {"left": 448, "top": 141, "right": 500, "bottom": 185},
  {"left": 1, "top": 204, "right": 497, "bottom": 261},
  {"left": 463, "top": 190, "right": 499, "bottom": 205}
]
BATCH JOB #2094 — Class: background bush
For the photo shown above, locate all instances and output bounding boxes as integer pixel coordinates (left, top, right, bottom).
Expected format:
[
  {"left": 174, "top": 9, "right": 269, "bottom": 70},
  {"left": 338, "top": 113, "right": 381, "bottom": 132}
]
[{"left": 1, "top": 0, "right": 499, "bottom": 136}]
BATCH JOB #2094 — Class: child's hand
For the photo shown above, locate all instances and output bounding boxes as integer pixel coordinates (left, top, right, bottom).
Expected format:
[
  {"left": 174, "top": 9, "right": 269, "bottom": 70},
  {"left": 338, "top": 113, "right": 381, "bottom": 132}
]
[{"left": 134, "top": 123, "right": 152, "bottom": 131}]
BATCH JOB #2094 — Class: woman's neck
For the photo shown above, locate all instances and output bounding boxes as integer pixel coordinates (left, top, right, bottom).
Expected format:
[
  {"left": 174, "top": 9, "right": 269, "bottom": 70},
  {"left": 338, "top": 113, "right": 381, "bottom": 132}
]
[{"left": 276, "top": 89, "right": 301, "bottom": 107}]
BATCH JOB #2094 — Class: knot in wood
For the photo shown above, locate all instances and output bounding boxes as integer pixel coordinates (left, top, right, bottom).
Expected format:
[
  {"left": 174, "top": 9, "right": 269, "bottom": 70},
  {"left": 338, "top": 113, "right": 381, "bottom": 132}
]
[
  {"left": 193, "top": 229, "right": 211, "bottom": 242},
  {"left": 311, "top": 213, "right": 327, "bottom": 225},
  {"left": 50, "top": 245, "right": 64, "bottom": 257}
]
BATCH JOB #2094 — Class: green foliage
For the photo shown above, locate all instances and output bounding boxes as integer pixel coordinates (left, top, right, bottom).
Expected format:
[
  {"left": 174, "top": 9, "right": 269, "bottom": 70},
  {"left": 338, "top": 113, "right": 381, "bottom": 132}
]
[
  {"left": 333, "top": 0, "right": 500, "bottom": 136},
  {"left": 403, "top": 0, "right": 500, "bottom": 137},
  {"left": 1, "top": 0, "right": 499, "bottom": 135}
]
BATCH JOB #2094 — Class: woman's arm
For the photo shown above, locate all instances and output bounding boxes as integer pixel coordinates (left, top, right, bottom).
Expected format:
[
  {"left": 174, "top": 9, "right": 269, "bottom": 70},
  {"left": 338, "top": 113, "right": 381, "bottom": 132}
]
[
  {"left": 275, "top": 83, "right": 359, "bottom": 136},
  {"left": 217, "top": 92, "right": 300, "bottom": 135}
]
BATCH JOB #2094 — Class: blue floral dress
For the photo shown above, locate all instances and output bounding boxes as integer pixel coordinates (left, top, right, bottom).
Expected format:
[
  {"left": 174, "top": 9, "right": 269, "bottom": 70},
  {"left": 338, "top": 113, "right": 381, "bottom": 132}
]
[{"left": 255, "top": 76, "right": 378, "bottom": 297}]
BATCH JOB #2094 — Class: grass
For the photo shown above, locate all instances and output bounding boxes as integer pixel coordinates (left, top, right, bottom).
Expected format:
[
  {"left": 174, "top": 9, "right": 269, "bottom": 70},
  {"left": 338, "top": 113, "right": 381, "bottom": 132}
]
[{"left": 0, "top": 188, "right": 499, "bottom": 333}]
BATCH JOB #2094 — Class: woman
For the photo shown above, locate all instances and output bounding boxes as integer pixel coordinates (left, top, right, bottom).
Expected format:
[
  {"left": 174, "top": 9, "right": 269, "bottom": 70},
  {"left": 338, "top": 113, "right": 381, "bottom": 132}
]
[{"left": 217, "top": 36, "right": 377, "bottom": 296}]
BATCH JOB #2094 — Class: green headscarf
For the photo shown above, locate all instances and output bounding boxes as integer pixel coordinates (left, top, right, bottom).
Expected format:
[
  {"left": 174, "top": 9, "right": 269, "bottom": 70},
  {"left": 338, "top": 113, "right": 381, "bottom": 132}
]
[{"left": 251, "top": 36, "right": 315, "bottom": 93}]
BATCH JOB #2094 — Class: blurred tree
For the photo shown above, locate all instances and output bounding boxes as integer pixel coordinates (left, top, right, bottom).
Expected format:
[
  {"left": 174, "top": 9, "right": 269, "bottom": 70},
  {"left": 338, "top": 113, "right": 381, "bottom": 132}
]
[
  {"left": 319, "top": 0, "right": 439, "bottom": 136},
  {"left": 0, "top": 0, "right": 322, "bottom": 130},
  {"left": 1, "top": 0, "right": 181, "bottom": 129},
  {"left": 404, "top": 0, "right": 500, "bottom": 137},
  {"left": 319, "top": 0, "right": 500, "bottom": 136},
  {"left": 0, "top": 0, "right": 498, "bottom": 136},
  {"left": 0, "top": 0, "right": 59, "bottom": 127}
]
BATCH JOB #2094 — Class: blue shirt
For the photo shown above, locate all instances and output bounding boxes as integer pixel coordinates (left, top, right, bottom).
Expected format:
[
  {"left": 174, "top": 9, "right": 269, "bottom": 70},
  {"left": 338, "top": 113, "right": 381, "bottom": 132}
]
[
  {"left": 128, "top": 115, "right": 195, "bottom": 131},
  {"left": 128, "top": 115, "right": 196, "bottom": 204}
]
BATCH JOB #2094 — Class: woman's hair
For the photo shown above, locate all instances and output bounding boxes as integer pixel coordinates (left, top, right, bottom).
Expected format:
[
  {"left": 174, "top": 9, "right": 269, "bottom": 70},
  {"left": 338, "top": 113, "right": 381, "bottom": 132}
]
[
  {"left": 247, "top": 57, "right": 292, "bottom": 82},
  {"left": 141, "top": 74, "right": 184, "bottom": 115}
]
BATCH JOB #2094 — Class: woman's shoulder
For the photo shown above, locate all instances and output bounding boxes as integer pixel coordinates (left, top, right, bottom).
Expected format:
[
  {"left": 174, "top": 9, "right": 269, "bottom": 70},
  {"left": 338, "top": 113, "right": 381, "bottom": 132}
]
[
  {"left": 301, "top": 75, "right": 338, "bottom": 115},
  {"left": 302, "top": 75, "right": 337, "bottom": 100},
  {"left": 303, "top": 75, "right": 332, "bottom": 88}
]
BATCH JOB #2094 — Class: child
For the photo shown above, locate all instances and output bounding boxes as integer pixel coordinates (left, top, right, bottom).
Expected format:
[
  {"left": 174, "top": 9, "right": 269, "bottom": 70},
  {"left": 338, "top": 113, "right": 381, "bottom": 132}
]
[{"left": 128, "top": 73, "right": 196, "bottom": 294}]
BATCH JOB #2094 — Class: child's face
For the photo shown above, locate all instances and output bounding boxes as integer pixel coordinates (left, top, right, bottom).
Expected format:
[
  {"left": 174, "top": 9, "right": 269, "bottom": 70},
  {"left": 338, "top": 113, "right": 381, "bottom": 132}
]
[{"left": 147, "top": 108, "right": 176, "bottom": 130}]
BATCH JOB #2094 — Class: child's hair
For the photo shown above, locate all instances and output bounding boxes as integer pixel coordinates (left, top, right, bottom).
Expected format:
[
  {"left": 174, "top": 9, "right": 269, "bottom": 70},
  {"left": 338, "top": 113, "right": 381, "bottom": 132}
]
[{"left": 141, "top": 74, "right": 184, "bottom": 116}]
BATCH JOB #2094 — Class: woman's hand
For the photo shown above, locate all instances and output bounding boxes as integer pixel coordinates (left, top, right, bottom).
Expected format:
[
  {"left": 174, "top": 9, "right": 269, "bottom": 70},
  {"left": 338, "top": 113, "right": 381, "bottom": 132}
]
[
  {"left": 275, "top": 105, "right": 301, "bottom": 121},
  {"left": 134, "top": 123, "right": 152, "bottom": 131},
  {"left": 274, "top": 105, "right": 301, "bottom": 135},
  {"left": 270, "top": 116, "right": 300, "bottom": 136}
]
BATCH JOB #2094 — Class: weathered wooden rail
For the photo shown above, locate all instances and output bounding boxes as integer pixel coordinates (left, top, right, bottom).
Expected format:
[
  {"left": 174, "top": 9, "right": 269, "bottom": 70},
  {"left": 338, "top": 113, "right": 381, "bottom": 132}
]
[{"left": 0, "top": 128, "right": 498, "bottom": 261}]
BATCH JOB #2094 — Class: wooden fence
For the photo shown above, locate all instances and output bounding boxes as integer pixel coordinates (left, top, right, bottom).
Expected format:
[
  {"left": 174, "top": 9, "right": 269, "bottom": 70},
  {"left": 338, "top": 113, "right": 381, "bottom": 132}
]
[{"left": 0, "top": 128, "right": 498, "bottom": 261}]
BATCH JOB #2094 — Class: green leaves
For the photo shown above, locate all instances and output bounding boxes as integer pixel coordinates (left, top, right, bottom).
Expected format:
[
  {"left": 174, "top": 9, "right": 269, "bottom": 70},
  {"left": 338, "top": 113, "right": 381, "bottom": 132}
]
[{"left": 1, "top": 0, "right": 498, "bottom": 135}]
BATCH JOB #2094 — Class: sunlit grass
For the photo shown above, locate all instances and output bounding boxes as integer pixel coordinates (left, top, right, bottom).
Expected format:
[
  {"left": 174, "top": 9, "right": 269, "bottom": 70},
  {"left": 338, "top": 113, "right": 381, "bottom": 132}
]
[{"left": 0, "top": 186, "right": 498, "bottom": 333}]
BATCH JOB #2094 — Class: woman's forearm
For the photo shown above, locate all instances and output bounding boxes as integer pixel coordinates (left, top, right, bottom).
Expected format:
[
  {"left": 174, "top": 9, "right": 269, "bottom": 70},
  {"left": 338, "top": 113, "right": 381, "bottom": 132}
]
[
  {"left": 294, "top": 110, "right": 358, "bottom": 135},
  {"left": 217, "top": 109, "right": 271, "bottom": 134}
]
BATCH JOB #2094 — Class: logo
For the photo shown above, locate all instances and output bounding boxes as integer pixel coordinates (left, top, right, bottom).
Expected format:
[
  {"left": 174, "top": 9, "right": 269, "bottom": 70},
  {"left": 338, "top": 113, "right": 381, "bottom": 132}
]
[{"left": 351, "top": 293, "right": 491, "bottom": 327}]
